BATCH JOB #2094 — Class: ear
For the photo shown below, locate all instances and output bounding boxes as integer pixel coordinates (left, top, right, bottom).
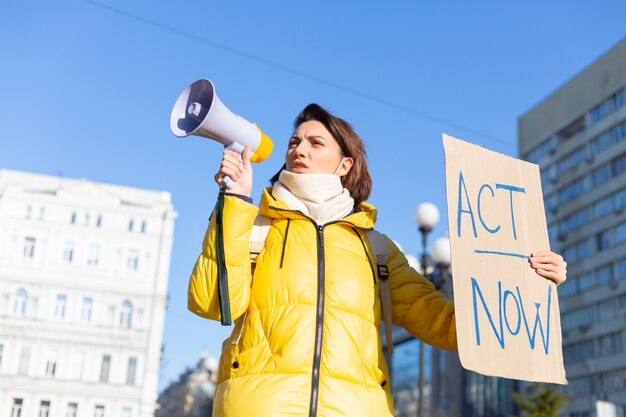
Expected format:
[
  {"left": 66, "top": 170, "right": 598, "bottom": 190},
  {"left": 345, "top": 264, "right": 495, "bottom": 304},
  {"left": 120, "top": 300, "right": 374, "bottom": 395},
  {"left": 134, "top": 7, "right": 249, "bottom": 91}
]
[{"left": 337, "top": 157, "right": 354, "bottom": 177}]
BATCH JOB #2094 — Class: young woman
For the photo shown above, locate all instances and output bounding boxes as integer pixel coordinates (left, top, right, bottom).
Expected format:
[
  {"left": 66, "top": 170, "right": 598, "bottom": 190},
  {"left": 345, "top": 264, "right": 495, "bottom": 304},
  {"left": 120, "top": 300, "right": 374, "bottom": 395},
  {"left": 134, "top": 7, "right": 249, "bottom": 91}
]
[{"left": 188, "top": 104, "right": 567, "bottom": 417}]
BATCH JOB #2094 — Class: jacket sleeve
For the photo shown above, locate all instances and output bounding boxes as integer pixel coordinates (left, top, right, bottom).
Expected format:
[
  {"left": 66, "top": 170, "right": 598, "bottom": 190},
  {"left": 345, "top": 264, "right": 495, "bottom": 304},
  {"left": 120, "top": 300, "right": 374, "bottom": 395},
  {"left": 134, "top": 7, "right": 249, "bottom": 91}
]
[
  {"left": 187, "top": 194, "right": 259, "bottom": 322},
  {"left": 385, "top": 235, "right": 458, "bottom": 351}
]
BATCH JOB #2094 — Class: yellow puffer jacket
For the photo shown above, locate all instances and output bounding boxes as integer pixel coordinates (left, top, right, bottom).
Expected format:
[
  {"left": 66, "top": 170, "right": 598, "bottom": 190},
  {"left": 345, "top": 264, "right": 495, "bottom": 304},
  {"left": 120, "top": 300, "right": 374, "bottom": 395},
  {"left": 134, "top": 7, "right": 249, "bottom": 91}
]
[{"left": 188, "top": 189, "right": 457, "bottom": 417}]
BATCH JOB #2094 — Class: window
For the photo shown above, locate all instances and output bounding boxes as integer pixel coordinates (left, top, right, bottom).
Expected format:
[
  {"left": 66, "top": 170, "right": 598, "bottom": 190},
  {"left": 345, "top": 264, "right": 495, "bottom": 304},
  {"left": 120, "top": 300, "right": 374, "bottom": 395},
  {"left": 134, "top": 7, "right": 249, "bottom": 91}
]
[
  {"left": 94, "top": 405, "right": 105, "bottom": 417},
  {"left": 560, "top": 209, "right": 590, "bottom": 235},
  {"left": 55, "top": 294, "right": 67, "bottom": 319},
  {"left": 30, "top": 296, "right": 38, "bottom": 316},
  {"left": 544, "top": 194, "right": 558, "bottom": 214},
  {"left": 524, "top": 136, "right": 555, "bottom": 164},
  {"left": 88, "top": 244, "right": 100, "bottom": 266},
  {"left": 618, "top": 258, "right": 626, "bottom": 280},
  {"left": 84, "top": 213, "right": 90, "bottom": 226},
  {"left": 562, "top": 306, "right": 594, "bottom": 331},
  {"left": 108, "top": 305, "right": 116, "bottom": 325},
  {"left": 613, "top": 152, "right": 626, "bottom": 177},
  {"left": 557, "top": 145, "right": 588, "bottom": 174},
  {"left": 18, "top": 346, "right": 30, "bottom": 375},
  {"left": 121, "top": 407, "right": 132, "bottom": 417},
  {"left": 23, "top": 236, "right": 36, "bottom": 258},
  {"left": 0, "top": 343, "right": 4, "bottom": 369},
  {"left": 562, "top": 239, "right": 592, "bottom": 264},
  {"left": 120, "top": 300, "right": 133, "bottom": 329},
  {"left": 128, "top": 219, "right": 134, "bottom": 232},
  {"left": 39, "top": 400, "right": 51, "bottom": 417},
  {"left": 596, "top": 231, "right": 611, "bottom": 251},
  {"left": 66, "top": 403, "right": 78, "bottom": 417},
  {"left": 615, "top": 189, "right": 626, "bottom": 213},
  {"left": 126, "top": 356, "right": 137, "bottom": 384},
  {"left": 45, "top": 349, "right": 58, "bottom": 377},
  {"left": 96, "top": 215, "right": 102, "bottom": 227},
  {"left": 14, "top": 288, "right": 27, "bottom": 316},
  {"left": 39, "top": 207, "right": 45, "bottom": 220},
  {"left": 579, "top": 272, "right": 594, "bottom": 291},
  {"left": 592, "top": 164, "right": 611, "bottom": 187},
  {"left": 557, "top": 116, "right": 585, "bottom": 140},
  {"left": 81, "top": 297, "right": 93, "bottom": 322},
  {"left": 100, "top": 355, "right": 111, "bottom": 382},
  {"left": 590, "top": 88, "right": 626, "bottom": 125},
  {"left": 616, "top": 222, "right": 626, "bottom": 245},
  {"left": 558, "top": 276, "right": 578, "bottom": 298},
  {"left": 598, "top": 298, "right": 617, "bottom": 321},
  {"left": 70, "top": 212, "right": 76, "bottom": 224},
  {"left": 73, "top": 351, "right": 85, "bottom": 380},
  {"left": 63, "top": 242, "right": 74, "bottom": 263},
  {"left": 11, "top": 398, "right": 23, "bottom": 417},
  {"left": 559, "top": 177, "right": 590, "bottom": 205},
  {"left": 127, "top": 250, "right": 139, "bottom": 271},
  {"left": 25, "top": 206, "right": 32, "bottom": 219},
  {"left": 593, "top": 197, "right": 613, "bottom": 219},
  {"left": 596, "top": 265, "right": 614, "bottom": 286},
  {"left": 597, "top": 332, "right": 623, "bottom": 356},
  {"left": 140, "top": 221, "right": 147, "bottom": 233},
  {"left": 540, "top": 166, "right": 556, "bottom": 186},
  {"left": 563, "top": 339, "right": 593, "bottom": 363},
  {"left": 591, "top": 120, "right": 626, "bottom": 156}
]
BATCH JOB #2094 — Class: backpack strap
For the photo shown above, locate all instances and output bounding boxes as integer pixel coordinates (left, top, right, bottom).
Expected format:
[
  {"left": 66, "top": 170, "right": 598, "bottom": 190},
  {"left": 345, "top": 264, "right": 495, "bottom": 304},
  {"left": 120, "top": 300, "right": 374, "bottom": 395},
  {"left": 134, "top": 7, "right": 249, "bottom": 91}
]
[
  {"left": 366, "top": 230, "right": 393, "bottom": 356},
  {"left": 249, "top": 215, "right": 271, "bottom": 263}
]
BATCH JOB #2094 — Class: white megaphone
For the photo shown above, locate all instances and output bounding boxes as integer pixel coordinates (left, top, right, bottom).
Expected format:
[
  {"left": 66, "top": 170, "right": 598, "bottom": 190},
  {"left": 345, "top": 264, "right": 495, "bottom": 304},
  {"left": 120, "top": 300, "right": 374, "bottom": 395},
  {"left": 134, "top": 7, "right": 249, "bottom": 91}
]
[{"left": 170, "top": 79, "right": 273, "bottom": 188}]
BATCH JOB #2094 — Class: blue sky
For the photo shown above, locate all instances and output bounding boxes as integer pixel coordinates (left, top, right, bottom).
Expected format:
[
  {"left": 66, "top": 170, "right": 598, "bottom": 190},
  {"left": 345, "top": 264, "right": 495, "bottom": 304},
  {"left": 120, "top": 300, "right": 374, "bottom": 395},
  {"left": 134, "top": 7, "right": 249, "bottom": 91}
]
[{"left": 1, "top": 0, "right": 625, "bottom": 391}]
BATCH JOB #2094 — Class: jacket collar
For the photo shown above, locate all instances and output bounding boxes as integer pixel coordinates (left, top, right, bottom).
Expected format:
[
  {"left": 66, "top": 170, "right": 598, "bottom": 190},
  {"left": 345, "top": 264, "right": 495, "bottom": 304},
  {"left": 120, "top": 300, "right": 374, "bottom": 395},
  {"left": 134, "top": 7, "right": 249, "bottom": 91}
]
[{"left": 258, "top": 187, "right": 377, "bottom": 229}]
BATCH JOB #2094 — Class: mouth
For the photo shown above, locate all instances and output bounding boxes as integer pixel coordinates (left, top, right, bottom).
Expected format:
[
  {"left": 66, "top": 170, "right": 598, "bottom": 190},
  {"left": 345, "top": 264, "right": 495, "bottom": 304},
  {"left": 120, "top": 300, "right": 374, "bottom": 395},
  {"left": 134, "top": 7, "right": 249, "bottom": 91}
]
[{"left": 290, "top": 161, "right": 308, "bottom": 173}]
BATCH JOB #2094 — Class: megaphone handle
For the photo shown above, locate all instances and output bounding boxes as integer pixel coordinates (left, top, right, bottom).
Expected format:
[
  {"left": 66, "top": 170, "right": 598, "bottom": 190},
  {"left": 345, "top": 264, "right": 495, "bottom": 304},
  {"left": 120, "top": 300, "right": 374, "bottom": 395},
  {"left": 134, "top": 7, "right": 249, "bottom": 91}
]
[
  {"left": 222, "top": 176, "right": 237, "bottom": 189},
  {"left": 221, "top": 142, "right": 245, "bottom": 190}
]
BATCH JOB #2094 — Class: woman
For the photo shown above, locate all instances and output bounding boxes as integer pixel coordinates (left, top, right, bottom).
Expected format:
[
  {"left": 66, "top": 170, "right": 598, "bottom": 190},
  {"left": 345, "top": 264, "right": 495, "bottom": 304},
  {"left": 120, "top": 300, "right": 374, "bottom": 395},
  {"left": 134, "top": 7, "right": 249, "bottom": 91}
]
[{"left": 188, "top": 104, "right": 567, "bottom": 417}]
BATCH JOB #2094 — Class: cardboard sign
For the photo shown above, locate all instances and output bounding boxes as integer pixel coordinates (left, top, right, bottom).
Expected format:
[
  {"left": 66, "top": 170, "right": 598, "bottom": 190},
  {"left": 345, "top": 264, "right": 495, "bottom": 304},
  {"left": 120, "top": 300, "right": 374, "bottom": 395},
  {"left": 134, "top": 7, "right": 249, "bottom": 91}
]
[{"left": 443, "top": 134, "right": 567, "bottom": 384}]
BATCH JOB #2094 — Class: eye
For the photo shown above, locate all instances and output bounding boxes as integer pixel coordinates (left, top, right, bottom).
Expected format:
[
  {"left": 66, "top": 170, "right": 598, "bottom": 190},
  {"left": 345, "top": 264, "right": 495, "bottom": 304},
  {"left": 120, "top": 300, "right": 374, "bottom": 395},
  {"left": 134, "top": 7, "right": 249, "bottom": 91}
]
[{"left": 288, "top": 138, "right": 299, "bottom": 147}]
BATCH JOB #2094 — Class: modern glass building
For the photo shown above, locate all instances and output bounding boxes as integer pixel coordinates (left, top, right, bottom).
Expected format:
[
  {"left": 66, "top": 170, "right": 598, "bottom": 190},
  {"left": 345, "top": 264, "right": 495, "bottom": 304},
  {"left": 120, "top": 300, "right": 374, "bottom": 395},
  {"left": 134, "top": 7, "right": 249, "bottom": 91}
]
[{"left": 519, "top": 38, "right": 626, "bottom": 417}]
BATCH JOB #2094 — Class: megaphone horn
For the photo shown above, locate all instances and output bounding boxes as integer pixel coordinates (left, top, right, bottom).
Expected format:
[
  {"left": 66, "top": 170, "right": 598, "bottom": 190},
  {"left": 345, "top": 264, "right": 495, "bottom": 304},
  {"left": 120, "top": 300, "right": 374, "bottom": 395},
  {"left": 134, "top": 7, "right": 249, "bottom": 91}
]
[{"left": 170, "top": 79, "right": 273, "bottom": 188}]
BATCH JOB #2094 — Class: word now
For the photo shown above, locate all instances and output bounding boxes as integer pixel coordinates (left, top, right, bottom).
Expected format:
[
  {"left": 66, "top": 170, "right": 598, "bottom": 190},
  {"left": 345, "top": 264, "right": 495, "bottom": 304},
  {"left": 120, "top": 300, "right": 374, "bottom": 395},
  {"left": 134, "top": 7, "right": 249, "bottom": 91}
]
[
  {"left": 471, "top": 277, "right": 552, "bottom": 354},
  {"left": 457, "top": 171, "right": 526, "bottom": 240}
]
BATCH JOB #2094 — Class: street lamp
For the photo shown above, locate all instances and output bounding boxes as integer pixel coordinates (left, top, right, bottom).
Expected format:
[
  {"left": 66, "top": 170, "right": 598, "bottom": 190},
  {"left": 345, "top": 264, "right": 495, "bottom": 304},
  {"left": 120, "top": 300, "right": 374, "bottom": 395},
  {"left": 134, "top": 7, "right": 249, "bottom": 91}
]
[
  {"left": 430, "top": 236, "right": 452, "bottom": 292},
  {"left": 414, "top": 202, "right": 444, "bottom": 417}
]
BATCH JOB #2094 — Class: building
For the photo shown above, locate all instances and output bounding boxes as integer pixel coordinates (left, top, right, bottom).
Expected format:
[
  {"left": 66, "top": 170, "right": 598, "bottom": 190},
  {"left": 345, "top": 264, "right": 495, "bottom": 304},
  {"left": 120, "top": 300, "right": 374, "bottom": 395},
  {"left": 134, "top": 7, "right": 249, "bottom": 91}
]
[
  {"left": 519, "top": 38, "right": 626, "bottom": 417},
  {"left": 0, "top": 169, "right": 177, "bottom": 417},
  {"left": 387, "top": 281, "right": 518, "bottom": 417},
  {"left": 155, "top": 354, "right": 218, "bottom": 417}
]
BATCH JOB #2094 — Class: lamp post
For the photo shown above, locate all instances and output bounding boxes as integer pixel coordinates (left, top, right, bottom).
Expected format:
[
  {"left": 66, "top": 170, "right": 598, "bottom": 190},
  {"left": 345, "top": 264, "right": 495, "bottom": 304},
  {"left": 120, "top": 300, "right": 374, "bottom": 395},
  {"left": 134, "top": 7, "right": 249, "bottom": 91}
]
[
  {"left": 428, "top": 236, "right": 452, "bottom": 416},
  {"left": 414, "top": 202, "right": 441, "bottom": 417}
]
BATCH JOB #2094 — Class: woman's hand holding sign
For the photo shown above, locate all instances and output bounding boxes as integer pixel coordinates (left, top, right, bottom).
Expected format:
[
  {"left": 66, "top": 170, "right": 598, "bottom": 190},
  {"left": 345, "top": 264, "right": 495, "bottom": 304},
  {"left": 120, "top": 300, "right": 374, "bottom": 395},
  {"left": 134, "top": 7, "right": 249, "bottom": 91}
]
[{"left": 529, "top": 251, "right": 567, "bottom": 286}]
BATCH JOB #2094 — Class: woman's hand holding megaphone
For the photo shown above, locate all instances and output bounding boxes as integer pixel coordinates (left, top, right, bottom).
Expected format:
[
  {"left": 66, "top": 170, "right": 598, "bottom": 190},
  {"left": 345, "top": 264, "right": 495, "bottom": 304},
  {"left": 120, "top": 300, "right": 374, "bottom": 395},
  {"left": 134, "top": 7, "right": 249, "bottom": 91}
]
[{"left": 214, "top": 145, "right": 253, "bottom": 197}]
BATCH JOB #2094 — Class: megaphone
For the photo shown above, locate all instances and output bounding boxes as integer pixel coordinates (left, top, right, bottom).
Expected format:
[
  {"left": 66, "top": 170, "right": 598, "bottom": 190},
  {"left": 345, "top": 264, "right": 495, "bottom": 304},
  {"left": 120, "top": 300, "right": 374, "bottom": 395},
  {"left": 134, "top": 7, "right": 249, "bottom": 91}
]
[{"left": 170, "top": 79, "right": 273, "bottom": 188}]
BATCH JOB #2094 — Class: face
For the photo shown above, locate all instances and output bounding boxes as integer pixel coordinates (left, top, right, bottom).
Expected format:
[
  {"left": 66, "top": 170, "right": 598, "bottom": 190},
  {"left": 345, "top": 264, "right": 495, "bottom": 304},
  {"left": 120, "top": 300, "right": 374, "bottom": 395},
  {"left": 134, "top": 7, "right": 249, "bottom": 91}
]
[{"left": 286, "top": 120, "right": 353, "bottom": 176}]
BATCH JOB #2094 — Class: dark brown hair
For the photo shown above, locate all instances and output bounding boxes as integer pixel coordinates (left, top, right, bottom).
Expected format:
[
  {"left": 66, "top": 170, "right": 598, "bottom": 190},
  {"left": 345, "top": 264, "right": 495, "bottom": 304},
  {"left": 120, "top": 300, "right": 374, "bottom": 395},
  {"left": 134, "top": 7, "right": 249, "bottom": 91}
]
[{"left": 270, "top": 103, "right": 372, "bottom": 205}]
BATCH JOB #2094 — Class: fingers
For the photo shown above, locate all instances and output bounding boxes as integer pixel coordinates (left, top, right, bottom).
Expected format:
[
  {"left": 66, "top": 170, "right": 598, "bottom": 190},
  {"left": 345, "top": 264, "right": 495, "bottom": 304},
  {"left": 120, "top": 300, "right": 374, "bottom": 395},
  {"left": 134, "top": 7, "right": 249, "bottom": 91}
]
[
  {"left": 215, "top": 150, "right": 243, "bottom": 185},
  {"left": 529, "top": 251, "right": 567, "bottom": 286},
  {"left": 242, "top": 145, "right": 252, "bottom": 169},
  {"left": 535, "top": 269, "right": 565, "bottom": 285}
]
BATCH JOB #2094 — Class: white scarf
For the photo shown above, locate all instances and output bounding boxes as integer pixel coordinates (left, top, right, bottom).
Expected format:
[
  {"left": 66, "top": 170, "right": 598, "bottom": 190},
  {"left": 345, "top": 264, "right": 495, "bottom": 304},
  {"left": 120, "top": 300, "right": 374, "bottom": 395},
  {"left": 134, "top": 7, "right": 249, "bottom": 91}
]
[{"left": 272, "top": 170, "right": 355, "bottom": 225}]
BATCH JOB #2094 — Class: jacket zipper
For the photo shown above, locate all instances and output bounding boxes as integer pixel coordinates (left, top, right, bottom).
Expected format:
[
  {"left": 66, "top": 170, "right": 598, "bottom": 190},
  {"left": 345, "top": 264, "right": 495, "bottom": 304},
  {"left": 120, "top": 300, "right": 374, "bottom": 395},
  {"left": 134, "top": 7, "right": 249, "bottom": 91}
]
[
  {"left": 309, "top": 223, "right": 325, "bottom": 417},
  {"left": 267, "top": 206, "right": 374, "bottom": 417}
]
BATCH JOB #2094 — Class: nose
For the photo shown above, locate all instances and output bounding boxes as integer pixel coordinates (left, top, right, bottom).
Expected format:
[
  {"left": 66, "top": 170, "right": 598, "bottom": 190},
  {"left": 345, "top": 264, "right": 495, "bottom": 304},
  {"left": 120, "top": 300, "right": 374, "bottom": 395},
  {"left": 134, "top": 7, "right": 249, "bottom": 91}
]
[{"left": 293, "top": 140, "right": 308, "bottom": 157}]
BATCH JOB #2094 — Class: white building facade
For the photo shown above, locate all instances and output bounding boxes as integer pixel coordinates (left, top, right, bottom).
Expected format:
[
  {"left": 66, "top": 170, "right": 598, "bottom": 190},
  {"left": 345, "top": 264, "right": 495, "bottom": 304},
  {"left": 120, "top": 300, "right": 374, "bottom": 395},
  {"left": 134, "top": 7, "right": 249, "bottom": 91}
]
[{"left": 0, "top": 169, "right": 177, "bottom": 417}]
